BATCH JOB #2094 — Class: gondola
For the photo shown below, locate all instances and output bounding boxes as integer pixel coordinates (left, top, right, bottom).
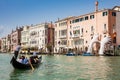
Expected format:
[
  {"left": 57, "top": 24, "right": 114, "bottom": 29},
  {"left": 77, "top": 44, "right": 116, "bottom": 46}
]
[
  {"left": 66, "top": 52, "right": 76, "bottom": 56},
  {"left": 82, "top": 52, "right": 94, "bottom": 56},
  {"left": 10, "top": 56, "right": 42, "bottom": 69}
]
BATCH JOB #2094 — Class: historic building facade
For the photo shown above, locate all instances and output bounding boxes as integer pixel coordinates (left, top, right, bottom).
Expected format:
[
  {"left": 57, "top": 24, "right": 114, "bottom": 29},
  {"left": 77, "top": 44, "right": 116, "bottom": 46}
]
[
  {"left": 10, "top": 27, "right": 23, "bottom": 52},
  {"left": 54, "top": 3, "right": 120, "bottom": 53},
  {"left": 0, "top": 2, "right": 120, "bottom": 54},
  {"left": 21, "top": 26, "right": 30, "bottom": 51},
  {"left": 29, "top": 23, "right": 46, "bottom": 49},
  {"left": 114, "top": 6, "right": 120, "bottom": 48},
  {"left": 21, "top": 23, "right": 54, "bottom": 52},
  {"left": 1, "top": 34, "right": 11, "bottom": 52}
]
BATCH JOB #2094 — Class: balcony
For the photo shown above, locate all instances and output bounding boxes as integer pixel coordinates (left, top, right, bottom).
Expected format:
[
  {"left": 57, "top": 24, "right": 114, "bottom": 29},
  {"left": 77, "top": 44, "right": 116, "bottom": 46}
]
[
  {"left": 59, "top": 35, "right": 67, "bottom": 38},
  {"left": 59, "top": 45, "right": 66, "bottom": 48},
  {"left": 73, "top": 34, "right": 79, "bottom": 38}
]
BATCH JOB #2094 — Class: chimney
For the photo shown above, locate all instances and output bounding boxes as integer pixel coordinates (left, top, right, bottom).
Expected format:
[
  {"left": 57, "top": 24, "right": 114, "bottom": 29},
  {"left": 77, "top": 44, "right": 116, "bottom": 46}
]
[{"left": 95, "top": 1, "right": 99, "bottom": 12}]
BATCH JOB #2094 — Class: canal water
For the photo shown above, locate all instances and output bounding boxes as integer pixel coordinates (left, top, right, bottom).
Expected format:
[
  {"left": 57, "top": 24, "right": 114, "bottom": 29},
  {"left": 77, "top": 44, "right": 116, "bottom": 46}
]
[{"left": 0, "top": 53, "right": 120, "bottom": 80}]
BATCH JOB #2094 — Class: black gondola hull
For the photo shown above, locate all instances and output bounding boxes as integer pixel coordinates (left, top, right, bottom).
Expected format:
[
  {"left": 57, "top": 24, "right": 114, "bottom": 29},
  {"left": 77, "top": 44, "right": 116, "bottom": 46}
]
[{"left": 10, "top": 56, "right": 42, "bottom": 69}]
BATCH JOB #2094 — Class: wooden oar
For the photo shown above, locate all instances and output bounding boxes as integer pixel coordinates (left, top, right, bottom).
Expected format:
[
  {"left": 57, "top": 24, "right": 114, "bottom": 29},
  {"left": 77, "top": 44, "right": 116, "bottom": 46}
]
[
  {"left": 29, "top": 59, "right": 34, "bottom": 71},
  {"left": 26, "top": 52, "right": 34, "bottom": 71}
]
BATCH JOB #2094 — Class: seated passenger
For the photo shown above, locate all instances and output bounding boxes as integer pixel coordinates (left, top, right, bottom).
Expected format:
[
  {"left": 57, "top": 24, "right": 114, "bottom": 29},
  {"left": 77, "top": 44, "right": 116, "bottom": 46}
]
[
  {"left": 23, "top": 57, "right": 29, "bottom": 64},
  {"left": 17, "top": 56, "right": 22, "bottom": 63},
  {"left": 17, "top": 56, "right": 25, "bottom": 64},
  {"left": 21, "top": 56, "right": 25, "bottom": 63},
  {"left": 33, "top": 51, "right": 37, "bottom": 56}
]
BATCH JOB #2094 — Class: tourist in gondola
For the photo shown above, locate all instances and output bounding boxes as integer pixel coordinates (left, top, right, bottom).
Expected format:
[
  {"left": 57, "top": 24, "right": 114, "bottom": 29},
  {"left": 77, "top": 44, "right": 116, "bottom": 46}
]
[
  {"left": 17, "top": 55, "right": 29, "bottom": 64},
  {"left": 17, "top": 56, "right": 23, "bottom": 63},
  {"left": 23, "top": 57, "right": 29, "bottom": 64},
  {"left": 30, "top": 50, "right": 39, "bottom": 64}
]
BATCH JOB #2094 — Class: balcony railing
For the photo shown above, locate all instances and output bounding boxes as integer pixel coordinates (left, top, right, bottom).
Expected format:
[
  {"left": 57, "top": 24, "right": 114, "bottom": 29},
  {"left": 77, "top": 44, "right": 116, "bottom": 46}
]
[
  {"left": 59, "top": 35, "right": 67, "bottom": 38},
  {"left": 73, "top": 34, "right": 79, "bottom": 37},
  {"left": 59, "top": 45, "right": 67, "bottom": 48}
]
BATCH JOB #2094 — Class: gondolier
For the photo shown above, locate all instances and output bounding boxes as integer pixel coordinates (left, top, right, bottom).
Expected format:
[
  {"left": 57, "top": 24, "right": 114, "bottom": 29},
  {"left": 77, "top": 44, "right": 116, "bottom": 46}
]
[{"left": 14, "top": 43, "right": 21, "bottom": 59}]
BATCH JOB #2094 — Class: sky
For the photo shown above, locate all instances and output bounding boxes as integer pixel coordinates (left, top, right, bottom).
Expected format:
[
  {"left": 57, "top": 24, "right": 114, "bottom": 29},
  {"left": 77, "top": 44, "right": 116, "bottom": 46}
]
[{"left": 0, "top": 0, "right": 120, "bottom": 38}]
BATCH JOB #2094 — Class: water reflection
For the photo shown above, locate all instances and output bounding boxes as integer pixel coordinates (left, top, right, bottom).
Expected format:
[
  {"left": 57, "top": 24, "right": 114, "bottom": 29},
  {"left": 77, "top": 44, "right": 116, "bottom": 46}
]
[
  {"left": 9, "top": 69, "right": 24, "bottom": 80},
  {"left": 9, "top": 69, "right": 34, "bottom": 80},
  {"left": 79, "top": 56, "right": 110, "bottom": 79},
  {"left": 77, "top": 56, "right": 120, "bottom": 80},
  {"left": 9, "top": 69, "right": 21, "bottom": 80}
]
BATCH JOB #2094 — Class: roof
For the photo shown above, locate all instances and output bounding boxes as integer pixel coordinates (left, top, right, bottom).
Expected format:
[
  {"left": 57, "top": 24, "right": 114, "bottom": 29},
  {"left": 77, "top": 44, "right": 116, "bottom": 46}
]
[
  {"left": 55, "top": 9, "right": 115, "bottom": 23},
  {"left": 112, "top": 6, "right": 120, "bottom": 10},
  {"left": 55, "top": 16, "right": 75, "bottom": 23}
]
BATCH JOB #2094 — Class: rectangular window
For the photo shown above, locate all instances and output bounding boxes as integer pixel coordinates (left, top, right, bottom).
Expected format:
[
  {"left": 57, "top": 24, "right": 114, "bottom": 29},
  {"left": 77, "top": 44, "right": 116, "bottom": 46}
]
[
  {"left": 30, "top": 40, "right": 37, "bottom": 44},
  {"left": 104, "top": 24, "right": 106, "bottom": 30},
  {"left": 55, "top": 24, "right": 57, "bottom": 27},
  {"left": 81, "top": 28, "right": 83, "bottom": 33},
  {"left": 59, "top": 23, "right": 60, "bottom": 26},
  {"left": 72, "top": 20, "right": 75, "bottom": 23},
  {"left": 112, "top": 12, "right": 116, "bottom": 16},
  {"left": 59, "top": 22, "right": 67, "bottom": 26},
  {"left": 79, "top": 18, "right": 84, "bottom": 21},
  {"left": 42, "top": 40, "right": 44, "bottom": 43},
  {"left": 85, "top": 16, "right": 88, "bottom": 20},
  {"left": 61, "top": 40, "right": 67, "bottom": 45},
  {"left": 59, "top": 30, "right": 60, "bottom": 36},
  {"left": 73, "top": 30, "right": 80, "bottom": 35},
  {"left": 74, "top": 39, "right": 80, "bottom": 45},
  {"left": 91, "top": 26, "right": 94, "bottom": 32},
  {"left": 61, "top": 30, "right": 67, "bottom": 36},
  {"left": 75, "top": 19, "right": 79, "bottom": 23},
  {"left": 102, "top": 12, "right": 108, "bottom": 16},
  {"left": 90, "top": 15, "right": 94, "bottom": 19},
  {"left": 81, "top": 28, "right": 84, "bottom": 36}
]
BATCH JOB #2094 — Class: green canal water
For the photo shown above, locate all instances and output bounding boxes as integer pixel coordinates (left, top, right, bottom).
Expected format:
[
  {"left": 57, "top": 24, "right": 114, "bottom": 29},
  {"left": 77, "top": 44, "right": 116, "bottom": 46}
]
[{"left": 0, "top": 53, "right": 120, "bottom": 80}]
